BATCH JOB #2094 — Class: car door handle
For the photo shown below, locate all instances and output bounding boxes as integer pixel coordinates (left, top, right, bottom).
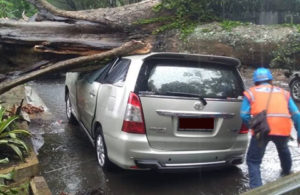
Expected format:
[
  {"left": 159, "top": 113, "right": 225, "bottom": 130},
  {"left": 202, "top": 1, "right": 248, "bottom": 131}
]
[{"left": 89, "top": 92, "right": 96, "bottom": 97}]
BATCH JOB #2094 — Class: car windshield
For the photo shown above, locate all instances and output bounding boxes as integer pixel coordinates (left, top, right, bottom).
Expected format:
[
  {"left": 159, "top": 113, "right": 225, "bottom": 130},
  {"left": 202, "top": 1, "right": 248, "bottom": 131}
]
[{"left": 136, "top": 60, "right": 244, "bottom": 98}]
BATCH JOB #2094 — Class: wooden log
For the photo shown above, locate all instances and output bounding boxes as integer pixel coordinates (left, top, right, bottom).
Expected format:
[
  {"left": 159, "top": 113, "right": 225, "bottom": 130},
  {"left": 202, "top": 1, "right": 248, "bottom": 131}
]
[
  {"left": 0, "top": 20, "right": 128, "bottom": 54},
  {"left": 26, "top": 0, "right": 161, "bottom": 30}
]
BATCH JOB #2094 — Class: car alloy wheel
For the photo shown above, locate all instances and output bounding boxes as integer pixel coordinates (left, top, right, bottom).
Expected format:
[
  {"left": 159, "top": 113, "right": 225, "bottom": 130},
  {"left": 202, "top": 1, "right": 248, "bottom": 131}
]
[
  {"left": 96, "top": 134, "right": 106, "bottom": 167},
  {"left": 291, "top": 79, "right": 300, "bottom": 102},
  {"left": 66, "top": 96, "right": 72, "bottom": 119},
  {"left": 65, "top": 93, "right": 76, "bottom": 123}
]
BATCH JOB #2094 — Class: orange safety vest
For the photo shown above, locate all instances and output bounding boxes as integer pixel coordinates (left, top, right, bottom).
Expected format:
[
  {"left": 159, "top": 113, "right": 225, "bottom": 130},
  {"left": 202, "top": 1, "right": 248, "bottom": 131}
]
[{"left": 244, "top": 84, "right": 292, "bottom": 136}]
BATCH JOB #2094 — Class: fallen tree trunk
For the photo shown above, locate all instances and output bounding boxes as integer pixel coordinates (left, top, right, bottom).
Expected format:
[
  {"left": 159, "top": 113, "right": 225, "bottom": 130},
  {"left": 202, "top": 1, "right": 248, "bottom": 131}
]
[
  {"left": 2, "top": 16, "right": 300, "bottom": 70},
  {"left": 1, "top": 0, "right": 300, "bottom": 96},
  {"left": 0, "top": 40, "right": 147, "bottom": 95},
  {"left": 0, "top": 20, "right": 128, "bottom": 53},
  {"left": 0, "top": 19, "right": 132, "bottom": 74},
  {"left": 27, "top": 0, "right": 162, "bottom": 30}
]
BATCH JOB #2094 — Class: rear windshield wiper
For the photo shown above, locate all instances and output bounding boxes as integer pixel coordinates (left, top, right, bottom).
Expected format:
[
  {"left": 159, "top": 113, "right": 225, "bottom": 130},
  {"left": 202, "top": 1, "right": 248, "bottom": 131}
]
[{"left": 165, "top": 91, "right": 207, "bottom": 106}]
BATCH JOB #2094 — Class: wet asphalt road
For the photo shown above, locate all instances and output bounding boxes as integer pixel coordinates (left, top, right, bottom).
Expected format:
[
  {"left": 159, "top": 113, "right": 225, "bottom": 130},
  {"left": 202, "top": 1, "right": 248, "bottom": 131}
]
[{"left": 28, "top": 77, "right": 300, "bottom": 195}]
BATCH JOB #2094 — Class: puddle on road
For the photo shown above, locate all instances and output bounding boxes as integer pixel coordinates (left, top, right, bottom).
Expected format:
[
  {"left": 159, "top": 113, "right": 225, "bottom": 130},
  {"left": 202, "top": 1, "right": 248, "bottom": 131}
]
[
  {"left": 31, "top": 134, "right": 44, "bottom": 155},
  {"left": 48, "top": 120, "right": 65, "bottom": 134},
  {"left": 30, "top": 118, "right": 66, "bottom": 154}
]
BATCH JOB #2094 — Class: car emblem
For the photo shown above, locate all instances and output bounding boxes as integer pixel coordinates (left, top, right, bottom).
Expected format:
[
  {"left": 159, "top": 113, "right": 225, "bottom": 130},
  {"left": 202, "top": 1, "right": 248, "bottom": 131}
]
[{"left": 194, "top": 101, "right": 204, "bottom": 111}]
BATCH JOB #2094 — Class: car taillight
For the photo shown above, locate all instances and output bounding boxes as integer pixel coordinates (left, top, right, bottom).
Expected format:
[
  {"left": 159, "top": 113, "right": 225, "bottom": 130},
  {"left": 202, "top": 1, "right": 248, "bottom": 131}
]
[
  {"left": 239, "top": 123, "right": 249, "bottom": 134},
  {"left": 122, "top": 92, "right": 146, "bottom": 134}
]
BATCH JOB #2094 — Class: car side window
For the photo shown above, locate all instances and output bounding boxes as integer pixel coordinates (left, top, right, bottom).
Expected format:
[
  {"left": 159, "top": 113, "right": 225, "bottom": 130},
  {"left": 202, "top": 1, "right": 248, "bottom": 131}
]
[
  {"left": 80, "top": 58, "right": 118, "bottom": 84},
  {"left": 103, "top": 59, "right": 130, "bottom": 85},
  {"left": 95, "top": 58, "right": 120, "bottom": 83},
  {"left": 85, "top": 65, "right": 109, "bottom": 84}
]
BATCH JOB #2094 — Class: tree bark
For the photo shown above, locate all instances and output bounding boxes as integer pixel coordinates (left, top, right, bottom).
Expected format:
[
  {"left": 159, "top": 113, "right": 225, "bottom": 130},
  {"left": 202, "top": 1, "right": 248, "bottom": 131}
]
[
  {"left": 0, "top": 19, "right": 128, "bottom": 51},
  {"left": 0, "top": 19, "right": 136, "bottom": 74},
  {"left": 0, "top": 40, "right": 147, "bottom": 95},
  {"left": 27, "top": 0, "right": 162, "bottom": 30}
]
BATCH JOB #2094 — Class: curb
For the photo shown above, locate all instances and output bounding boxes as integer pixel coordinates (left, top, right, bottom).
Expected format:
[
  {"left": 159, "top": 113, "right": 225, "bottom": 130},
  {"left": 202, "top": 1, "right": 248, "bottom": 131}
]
[
  {"left": 242, "top": 171, "right": 300, "bottom": 195},
  {"left": 30, "top": 176, "right": 52, "bottom": 195}
]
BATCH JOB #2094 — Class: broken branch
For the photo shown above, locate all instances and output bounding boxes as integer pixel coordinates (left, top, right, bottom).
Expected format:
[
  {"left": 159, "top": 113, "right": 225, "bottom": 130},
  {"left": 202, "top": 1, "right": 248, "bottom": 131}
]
[{"left": 0, "top": 40, "right": 148, "bottom": 95}]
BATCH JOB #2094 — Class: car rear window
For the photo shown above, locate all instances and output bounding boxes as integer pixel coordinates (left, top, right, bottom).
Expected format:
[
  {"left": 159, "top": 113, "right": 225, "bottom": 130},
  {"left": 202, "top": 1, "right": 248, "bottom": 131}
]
[{"left": 135, "top": 59, "right": 244, "bottom": 98}]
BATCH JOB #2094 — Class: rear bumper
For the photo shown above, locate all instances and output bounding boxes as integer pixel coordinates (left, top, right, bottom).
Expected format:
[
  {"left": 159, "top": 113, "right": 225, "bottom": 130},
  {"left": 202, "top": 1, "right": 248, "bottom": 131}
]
[
  {"left": 135, "top": 157, "right": 244, "bottom": 170},
  {"left": 105, "top": 132, "right": 248, "bottom": 170}
]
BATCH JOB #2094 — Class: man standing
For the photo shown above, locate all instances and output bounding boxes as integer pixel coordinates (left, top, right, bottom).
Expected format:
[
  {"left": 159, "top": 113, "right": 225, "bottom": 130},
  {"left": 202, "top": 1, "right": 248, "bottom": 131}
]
[{"left": 240, "top": 67, "right": 300, "bottom": 189}]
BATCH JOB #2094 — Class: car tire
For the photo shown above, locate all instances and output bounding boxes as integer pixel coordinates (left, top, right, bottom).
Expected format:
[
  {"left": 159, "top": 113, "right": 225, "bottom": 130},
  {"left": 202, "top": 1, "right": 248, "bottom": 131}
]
[
  {"left": 290, "top": 78, "right": 300, "bottom": 103},
  {"left": 65, "top": 92, "right": 77, "bottom": 123},
  {"left": 95, "top": 128, "right": 114, "bottom": 171}
]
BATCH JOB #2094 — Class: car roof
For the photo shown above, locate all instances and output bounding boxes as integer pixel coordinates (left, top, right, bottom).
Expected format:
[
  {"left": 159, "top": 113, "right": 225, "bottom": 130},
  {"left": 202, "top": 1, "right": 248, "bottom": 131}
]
[{"left": 124, "top": 52, "right": 241, "bottom": 67}]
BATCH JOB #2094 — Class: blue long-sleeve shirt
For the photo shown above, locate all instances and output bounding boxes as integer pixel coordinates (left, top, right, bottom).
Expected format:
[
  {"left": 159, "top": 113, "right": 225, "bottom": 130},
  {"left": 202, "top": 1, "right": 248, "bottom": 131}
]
[{"left": 240, "top": 93, "right": 300, "bottom": 138}]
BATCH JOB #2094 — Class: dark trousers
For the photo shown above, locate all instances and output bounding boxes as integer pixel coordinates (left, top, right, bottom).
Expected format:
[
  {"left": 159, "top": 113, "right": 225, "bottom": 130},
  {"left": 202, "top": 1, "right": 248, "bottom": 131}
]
[{"left": 246, "top": 135, "right": 292, "bottom": 189}]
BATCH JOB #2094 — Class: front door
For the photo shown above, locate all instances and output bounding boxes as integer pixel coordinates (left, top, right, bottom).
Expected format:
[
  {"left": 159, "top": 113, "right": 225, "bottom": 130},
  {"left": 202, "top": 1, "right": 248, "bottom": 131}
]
[{"left": 76, "top": 63, "right": 113, "bottom": 131}]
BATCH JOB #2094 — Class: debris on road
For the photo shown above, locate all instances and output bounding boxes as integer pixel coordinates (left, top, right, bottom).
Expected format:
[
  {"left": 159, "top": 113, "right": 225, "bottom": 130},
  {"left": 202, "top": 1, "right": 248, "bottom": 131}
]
[{"left": 21, "top": 104, "right": 44, "bottom": 114}]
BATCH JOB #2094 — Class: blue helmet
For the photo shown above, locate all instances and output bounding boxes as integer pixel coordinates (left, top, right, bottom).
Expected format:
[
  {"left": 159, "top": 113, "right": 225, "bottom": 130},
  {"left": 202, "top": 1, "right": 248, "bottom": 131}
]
[{"left": 253, "top": 67, "right": 273, "bottom": 83}]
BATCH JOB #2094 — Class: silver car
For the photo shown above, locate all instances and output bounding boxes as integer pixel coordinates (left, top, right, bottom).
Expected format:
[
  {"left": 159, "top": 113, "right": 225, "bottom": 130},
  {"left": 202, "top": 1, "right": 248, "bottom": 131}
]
[{"left": 65, "top": 52, "right": 249, "bottom": 171}]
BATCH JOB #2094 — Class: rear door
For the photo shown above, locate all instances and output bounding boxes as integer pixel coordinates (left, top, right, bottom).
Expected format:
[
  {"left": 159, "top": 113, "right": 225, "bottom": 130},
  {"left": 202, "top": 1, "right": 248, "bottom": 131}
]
[{"left": 136, "top": 59, "right": 244, "bottom": 151}]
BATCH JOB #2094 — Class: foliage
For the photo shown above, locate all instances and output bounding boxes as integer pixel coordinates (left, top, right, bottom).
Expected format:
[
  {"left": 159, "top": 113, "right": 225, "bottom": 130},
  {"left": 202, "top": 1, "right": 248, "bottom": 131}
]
[
  {"left": 0, "top": 0, "right": 36, "bottom": 19},
  {"left": 139, "top": 0, "right": 257, "bottom": 38},
  {"left": 0, "top": 106, "right": 30, "bottom": 161},
  {"left": 0, "top": 160, "right": 18, "bottom": 195},
  {"left": 0, "top": 147, "right": 29, "bottom": 195},
  {"left": 0, "top": 170, "right": 14, "bottom": 181},
  {"left": 0, "top": 0, "right": 13, "bottom": 18},
  {"left": 140, "top": 0, "right": 300, "bottom": 38},
  {"left": 151, "top": 0, "right": 218, "bottom": 38},
  {"left": 279, "top": 23, "right": 300, "bottom": 33},
  {"left": 220, "top": 20, "right": 250, "bottom": 31},
  {"left": 0, "top": 158, "right": 9, "bottom": 164},
  {"left": 0, "top": 179, "right": 30, "bottom": 195},
  {"left": 270, "top": 33, "right": 300, "bottom": 70},
  {"left": 0, "top": 170, "right": 16, "bottom": 195}
]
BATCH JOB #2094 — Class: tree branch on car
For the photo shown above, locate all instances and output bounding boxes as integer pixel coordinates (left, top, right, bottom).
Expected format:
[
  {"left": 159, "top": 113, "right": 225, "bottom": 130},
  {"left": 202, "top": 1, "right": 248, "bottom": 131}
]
[{"left": 0, "top": 40, "right": 148, "bottom": 95}]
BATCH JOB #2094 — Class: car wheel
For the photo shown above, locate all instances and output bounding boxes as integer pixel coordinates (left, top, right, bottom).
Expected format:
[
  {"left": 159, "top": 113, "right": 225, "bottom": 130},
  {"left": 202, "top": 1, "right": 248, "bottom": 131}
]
[
  {"left": 290, "top": 78, "right": 300, "bottom": 103},
  {"left": 95, "top": 130, "right": 113, "bottom": 171},
  {"left": 65, "top": 92, "right": 76, "bottom": 123}
]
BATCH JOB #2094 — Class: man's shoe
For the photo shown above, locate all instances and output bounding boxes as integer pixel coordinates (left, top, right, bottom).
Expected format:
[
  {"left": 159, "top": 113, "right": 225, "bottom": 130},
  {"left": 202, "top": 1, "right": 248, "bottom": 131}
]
[{"left": 281, "top": 170, "right": 292, "bottom": 176}]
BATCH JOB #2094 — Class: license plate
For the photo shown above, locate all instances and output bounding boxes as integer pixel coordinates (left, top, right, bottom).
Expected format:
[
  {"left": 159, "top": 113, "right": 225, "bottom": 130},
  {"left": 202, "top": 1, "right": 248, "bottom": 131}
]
[{"left": 179, "top": 118, "right": 214, "bottom": 131}]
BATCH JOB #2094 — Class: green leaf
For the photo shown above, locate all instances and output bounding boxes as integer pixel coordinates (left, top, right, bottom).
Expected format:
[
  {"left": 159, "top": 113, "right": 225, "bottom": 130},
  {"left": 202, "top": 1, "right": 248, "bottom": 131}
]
[
  {"left": 6, "top": 144, "right": 24, "bottom": 161},
  {"left": 8, "top": 139, "right": 29, "bottom": 153},
  {"left": 0, "top": 184, "right": 7, "bottom": 188},
  {"left": 0, "top": 140, "right": 9, "bottom": 144},
  {"left": 0, "top": 130, "right": 30, "bottom": 139},
  {"left": 0, "top": 106, "right": 5, "bottom": 122},
  {"left": 0, "top": 158, "right": 9, "bottom": 164},
  {"left": 0, "top": 116, "right": 18, "bottom": 134},
  {"left": 8, "top": 133, "right": 16, "bottom": 139},
  {"left": 0, "top": 170, "right": 15, "bottom": 180}
]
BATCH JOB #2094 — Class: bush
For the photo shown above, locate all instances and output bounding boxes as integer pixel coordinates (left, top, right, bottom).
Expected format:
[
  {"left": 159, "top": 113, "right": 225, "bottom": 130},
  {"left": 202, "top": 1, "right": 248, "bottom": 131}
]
[
  {"left": 0, "top": 0, "right": 36, "bottom": 19},
  {"left": 0, "top": 106, "right": 30, "bottom": 162}
]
